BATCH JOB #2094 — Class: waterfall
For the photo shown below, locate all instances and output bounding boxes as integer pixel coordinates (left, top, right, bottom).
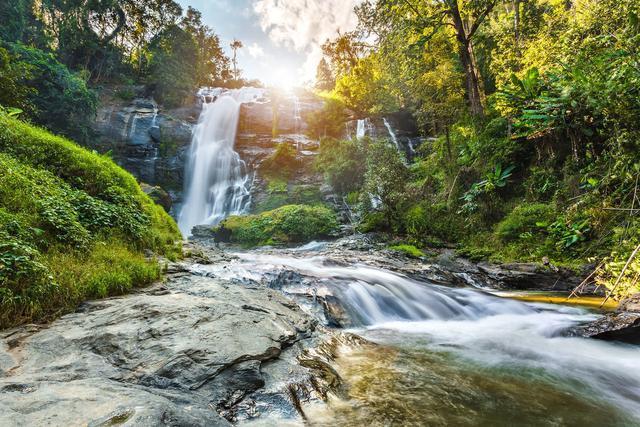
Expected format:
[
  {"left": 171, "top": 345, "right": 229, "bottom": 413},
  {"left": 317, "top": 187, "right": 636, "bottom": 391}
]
[
  {"left": 356, "top": 118, "right": 375, "bottom": 140},
  {"left": 383, "top": 117, "right": 399, "bottom": 150},
  {"left": 356, "top": 119, "right": 366, "bottom": 139},
  {"left": 178, "top": 87, "right": 264, "bottom": 236}
]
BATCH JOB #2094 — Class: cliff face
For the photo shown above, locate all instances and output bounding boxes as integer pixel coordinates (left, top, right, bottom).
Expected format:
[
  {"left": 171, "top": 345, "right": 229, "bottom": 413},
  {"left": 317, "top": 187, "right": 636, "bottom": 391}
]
[
  {"left": 91, "top": 88, "right": 420, "bottom": 224},
  {"left": 90, "top": 87, "right": 328, "bottom": 217},
  {"left": 234, "top": 91, "right": 334, "bottom": 216},
  {"left": 91, "top": 88, "right": 199, "bottom": 211}
]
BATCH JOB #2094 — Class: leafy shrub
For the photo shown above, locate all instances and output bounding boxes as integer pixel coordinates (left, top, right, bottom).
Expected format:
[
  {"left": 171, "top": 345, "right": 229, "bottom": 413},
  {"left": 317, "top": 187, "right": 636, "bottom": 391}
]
[
  {"left": 358, "top": 211, "right": 387, "bottom": 233},
  {"left": 362, "top": 141, "right": 410, "bottom": 229},
  {"left": 548, "top": 217, "right": 591, "bottom": 250},
  {"left": 214, "top": 205, "right": 338, "bottom": 246},
  {"left": 315, "top": 137, "right": 367, "bottom": 195},
  {"left": 304, "top": 96, "right": 349, "bottom": 139},
  {"left": 404, "top": 202, "right": 467, "bottom": 243},
  {"left": 495, "top": 203, "right": 556, "bottom": 241},
  {"left": 0, "top": 114, "right": 181, "bottom": 328}
]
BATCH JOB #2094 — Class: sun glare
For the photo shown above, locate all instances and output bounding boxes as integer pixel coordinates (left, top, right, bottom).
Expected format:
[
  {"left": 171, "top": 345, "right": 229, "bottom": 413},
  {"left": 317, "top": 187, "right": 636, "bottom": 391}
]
[{"left": 265, "top": 67, "right": 299, "bottom": 91}]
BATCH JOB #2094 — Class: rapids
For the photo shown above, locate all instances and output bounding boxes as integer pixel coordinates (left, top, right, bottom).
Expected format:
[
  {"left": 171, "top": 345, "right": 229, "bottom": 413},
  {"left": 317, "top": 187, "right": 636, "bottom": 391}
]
[{"left": 194, "top": 247, "right": 640, "bottom": 425}]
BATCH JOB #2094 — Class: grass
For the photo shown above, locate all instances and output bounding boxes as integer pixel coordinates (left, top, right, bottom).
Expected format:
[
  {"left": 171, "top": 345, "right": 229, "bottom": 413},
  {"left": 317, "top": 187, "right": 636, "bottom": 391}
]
[{"left": 0, "top": 113, "right": 181, "bottom": 329}]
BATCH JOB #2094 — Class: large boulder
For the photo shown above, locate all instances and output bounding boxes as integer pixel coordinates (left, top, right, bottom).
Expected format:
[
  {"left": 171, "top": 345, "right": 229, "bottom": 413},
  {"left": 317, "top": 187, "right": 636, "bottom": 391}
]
[
  {"left": 570, "top": 293, "right": 640, "bottom": 344},
  {"left": 0, "top": 264, "right": 317, "bottom": 425},
  {"left": 140, "top": 183, "right": 172, "bottom": 212}
]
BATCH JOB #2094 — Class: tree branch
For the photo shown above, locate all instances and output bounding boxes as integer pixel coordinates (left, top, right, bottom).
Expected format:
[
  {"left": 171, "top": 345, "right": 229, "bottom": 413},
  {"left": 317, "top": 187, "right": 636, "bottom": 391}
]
[{"left": 467, "top": 1, "right": 498, "bottom": 39}]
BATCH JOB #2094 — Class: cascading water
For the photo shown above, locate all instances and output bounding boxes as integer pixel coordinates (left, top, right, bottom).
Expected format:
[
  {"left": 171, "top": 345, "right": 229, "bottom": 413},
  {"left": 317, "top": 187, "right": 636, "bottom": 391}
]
[
  {"left": 356, "top": 118, "right": 375, "bottom": 140},
  {"left": 194, "top": 249, "right": 640, "bottom": 422},
  {"left": 383, "top": 117, "right": 399, "bottom": 150},
  {"left": 356, "top": 119, "right": 366, "bottom": 139},
  {"left": 178, "top": 87, "right": 264, "bottom": 236}
]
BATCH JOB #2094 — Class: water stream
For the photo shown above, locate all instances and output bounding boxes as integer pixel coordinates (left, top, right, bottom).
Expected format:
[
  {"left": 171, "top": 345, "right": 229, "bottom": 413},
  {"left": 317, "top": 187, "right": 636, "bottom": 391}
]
[
  {"left": 383, "top": 117, "right": 399, "bottom": 150},
  {"left": 195, "top": 248, "right": 640, "bottom": 425},
  {"left": 178, "top": 87, "right": 264, "bottom": 236}
]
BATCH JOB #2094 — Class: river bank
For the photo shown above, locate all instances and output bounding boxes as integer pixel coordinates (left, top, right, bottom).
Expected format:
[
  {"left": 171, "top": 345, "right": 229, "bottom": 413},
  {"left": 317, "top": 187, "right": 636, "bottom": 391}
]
[{"left": 1, "top": 235, "right": 639, "bottom": 425}]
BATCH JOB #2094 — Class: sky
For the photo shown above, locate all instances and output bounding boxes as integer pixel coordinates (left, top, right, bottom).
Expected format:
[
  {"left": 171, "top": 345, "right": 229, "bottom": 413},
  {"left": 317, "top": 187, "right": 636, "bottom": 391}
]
[{"left": 176, "top": 0, "right": 361, "bottom": 87}]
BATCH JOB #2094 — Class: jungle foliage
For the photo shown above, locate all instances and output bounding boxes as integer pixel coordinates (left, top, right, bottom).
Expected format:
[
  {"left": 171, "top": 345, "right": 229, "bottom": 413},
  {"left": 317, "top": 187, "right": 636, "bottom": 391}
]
[
  {"left": 0, "top": 113, "right": 181, "bottom": 328},
  {"left": 314, "top": 0, "right": 640, "bottom": 298}
]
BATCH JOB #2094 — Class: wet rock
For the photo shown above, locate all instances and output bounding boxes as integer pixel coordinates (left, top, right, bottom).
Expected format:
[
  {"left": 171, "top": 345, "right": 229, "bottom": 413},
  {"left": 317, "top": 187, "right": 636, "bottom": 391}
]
[
  {"left": 321, "top": 295, "right": 352, "bottom": 328},
  {"left": 570, "top": 293, "right": 640, "bottom": 344},
  {"left": 619, "top": 293, "right": 640, "bottom": 313},
  {"left": 0, "top": 270, "right": 317, "bottom": 425},
  {"left": 92, "top": 93, "right": 196, "bottom": 196},
  {"left": 473, "top": 262, "right": 582, "bottom": 291},
  {"left": 571, "top": 312, "right": 640, "bottom": 344}
]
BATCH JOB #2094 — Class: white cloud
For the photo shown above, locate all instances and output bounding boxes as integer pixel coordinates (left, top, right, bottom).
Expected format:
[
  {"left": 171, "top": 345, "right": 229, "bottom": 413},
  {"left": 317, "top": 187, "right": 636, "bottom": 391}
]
[
  {"left": 252, "top": 0, "right": 361, "bottom": 81},
  {"left": 247, "top": 42, "right": 265, "bottom": 58}
]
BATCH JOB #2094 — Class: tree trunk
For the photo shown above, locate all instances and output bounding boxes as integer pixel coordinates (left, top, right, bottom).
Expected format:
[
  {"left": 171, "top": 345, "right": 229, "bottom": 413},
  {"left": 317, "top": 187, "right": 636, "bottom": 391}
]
[
  {"left": 459, "top": 39, "right": 484, "bottom": 117},
  {"left": 514, "top": 0, "right": 521, "bottom": 53},
  {"left": 449, "top": 2, "right": 485, "bottom": 117},
  {"left": 445, "top": 125, "right": 453, "bottom": 164}
]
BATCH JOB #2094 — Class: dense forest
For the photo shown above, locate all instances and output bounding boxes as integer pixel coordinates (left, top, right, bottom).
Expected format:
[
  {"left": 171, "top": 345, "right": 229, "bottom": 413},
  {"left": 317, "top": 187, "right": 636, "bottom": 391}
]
[{"left": 306, "top": 0, "right": 640, "bottom": 300}]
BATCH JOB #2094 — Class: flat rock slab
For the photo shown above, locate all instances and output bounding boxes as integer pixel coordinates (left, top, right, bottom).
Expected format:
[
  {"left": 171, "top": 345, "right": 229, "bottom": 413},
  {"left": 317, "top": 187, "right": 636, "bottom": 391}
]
[{"left": 0, "top": 271, "right": 316, "bottom": 426}]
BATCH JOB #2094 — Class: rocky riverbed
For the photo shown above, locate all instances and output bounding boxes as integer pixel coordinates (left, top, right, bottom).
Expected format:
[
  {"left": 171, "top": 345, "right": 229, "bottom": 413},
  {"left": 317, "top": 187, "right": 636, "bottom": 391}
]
[
  {"left": 0, "top": 245, "right": 326, "bottom": 426},
  {"left": 1, "top": 236, "right": 638, "bottom": 426}
]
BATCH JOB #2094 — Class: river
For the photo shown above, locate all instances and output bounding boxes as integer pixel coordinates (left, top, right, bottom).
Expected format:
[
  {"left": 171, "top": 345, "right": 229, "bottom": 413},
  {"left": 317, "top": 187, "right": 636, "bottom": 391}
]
[{"left": 193, "top": 243, "right": 640, "bottom": 426}]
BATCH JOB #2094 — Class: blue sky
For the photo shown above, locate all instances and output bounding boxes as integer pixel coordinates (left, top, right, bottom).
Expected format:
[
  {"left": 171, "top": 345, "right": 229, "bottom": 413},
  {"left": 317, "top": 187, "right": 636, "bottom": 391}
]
[{"left": 176, "top": 0, "right": 361, "bottom": 87}]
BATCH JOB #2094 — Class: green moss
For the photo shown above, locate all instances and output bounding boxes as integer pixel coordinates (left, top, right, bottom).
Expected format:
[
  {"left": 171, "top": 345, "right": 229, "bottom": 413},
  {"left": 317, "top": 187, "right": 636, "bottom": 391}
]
[
  {"left": 389, "top": 244, "right": 425, "bottom": 258},
  {"left": 214, "top": 204, "right": 338, "bottom": 247},
  {"left": 0, "top": 113, "right": 181, "bottom": 329},
  {"left": 254, "top": 181, "right": 324, "bottom": 213},
  {"left": 260, "top": 142, "right": 300, "bottom": 180}
]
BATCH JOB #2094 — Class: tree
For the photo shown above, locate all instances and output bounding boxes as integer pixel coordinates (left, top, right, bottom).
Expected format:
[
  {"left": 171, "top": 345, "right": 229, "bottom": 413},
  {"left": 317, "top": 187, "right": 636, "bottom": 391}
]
[
  {"left": 315, "top": 58, "right": 335, "bottom": 91},
  {"left": 147, "top": 25, "right": 199, "bottom": 107},
  {"left": 181, "top": 6, "right": 231, "bottom": 86},
  {"left": 363, "top": 141, "right": 409, "bottom": 228},
  {"left": 358, "top": 0, "right": 497, "bottom": 117},
  {"left": 230, "top": 39, "right": 243, "bottom": 81},
  {"left": 3, "top": 42, "right": 97, "bottom": 141},
  {"left": 321, "top": 31, "right": 368, "bottom": 79}
]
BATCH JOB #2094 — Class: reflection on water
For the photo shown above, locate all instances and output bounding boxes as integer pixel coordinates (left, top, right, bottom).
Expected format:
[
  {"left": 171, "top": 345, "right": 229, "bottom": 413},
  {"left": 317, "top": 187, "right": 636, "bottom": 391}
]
[{"left": 307, "top": 340, "right": 635, "bottom": 427}]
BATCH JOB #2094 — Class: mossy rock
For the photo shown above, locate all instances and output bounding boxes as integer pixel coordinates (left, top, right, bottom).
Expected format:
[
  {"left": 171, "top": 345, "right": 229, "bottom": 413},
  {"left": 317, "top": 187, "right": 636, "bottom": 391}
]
[{"left": 213, "top": 204, "right": 339, "bottom": 247}]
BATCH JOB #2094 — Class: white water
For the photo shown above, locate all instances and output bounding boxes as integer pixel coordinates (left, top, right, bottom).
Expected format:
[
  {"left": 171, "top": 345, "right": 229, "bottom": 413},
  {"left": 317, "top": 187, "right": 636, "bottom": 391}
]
[
  {"left": 178, "top": 88, "right": 264, "bottom": 236},
  {"left": 356, "top": 119, "right": 366, "bottom": 139},
  {"left": 383, "top": 117, "right": 399, "bottom": 150},
  {"left": 356, "top": 118, "right": 375, "bottom": 140},
  {"left": 194, "top": 251, "right": 640, "bottom": 418}
]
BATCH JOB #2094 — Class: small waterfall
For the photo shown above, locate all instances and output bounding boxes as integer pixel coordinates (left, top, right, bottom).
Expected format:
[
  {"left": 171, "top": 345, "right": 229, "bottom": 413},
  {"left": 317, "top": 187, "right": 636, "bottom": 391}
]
[
  {"left": 356, "top": 118, "right": 375, "bottom": 140},
  {"left": 178, "top": 87, "right": 264, "bottom": 236},
  {"left": 383, "top": 117, "right": 399, "bottom": 150},
  {"left": 204, "top": 253, "right": 535, "bottom": 326},
  {"left": 293, "top": 94, "right": 302, "bottom": 152},
  {"left": 356, "top": 119, "right": 366, "bottom": 139}
]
